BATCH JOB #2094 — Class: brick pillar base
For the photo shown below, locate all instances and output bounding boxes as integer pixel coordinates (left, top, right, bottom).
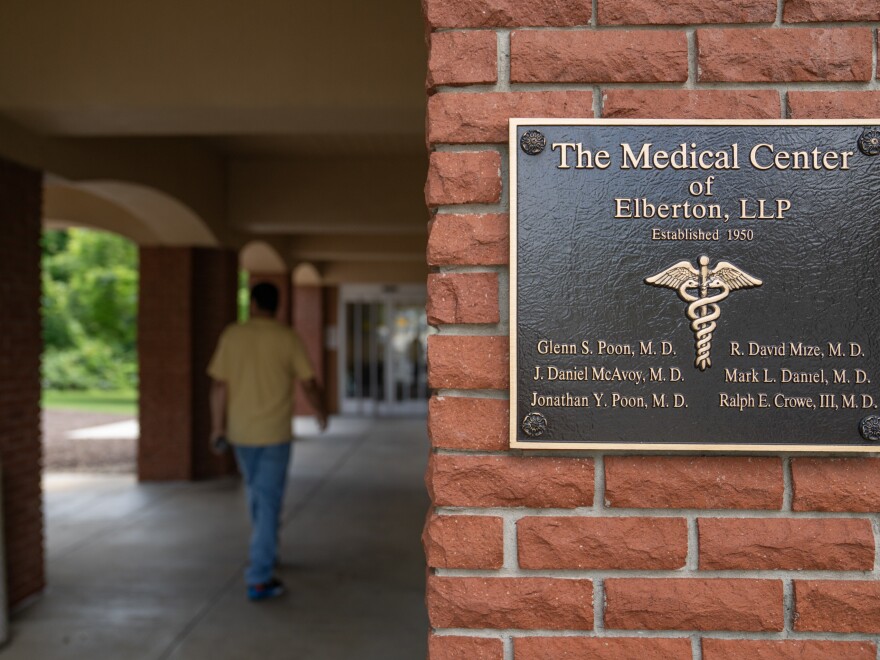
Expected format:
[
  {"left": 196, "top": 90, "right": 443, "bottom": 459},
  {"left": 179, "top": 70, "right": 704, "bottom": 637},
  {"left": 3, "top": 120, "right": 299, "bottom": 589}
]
[
  {"left": 0, "top": 157, "right": 44, "bottom": 608},
  {"left": 138, "top": 247, "right": 238, "bottom": 481},
  {"left": 293, "top": 285, "right": 325, "bottom": 415}
]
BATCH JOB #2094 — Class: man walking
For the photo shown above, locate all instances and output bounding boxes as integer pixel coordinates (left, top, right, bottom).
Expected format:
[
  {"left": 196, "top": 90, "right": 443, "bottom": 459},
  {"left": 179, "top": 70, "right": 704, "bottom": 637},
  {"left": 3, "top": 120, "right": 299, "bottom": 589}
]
[{"left": 208, "top": 282, "right": 327, "bottom": 601}]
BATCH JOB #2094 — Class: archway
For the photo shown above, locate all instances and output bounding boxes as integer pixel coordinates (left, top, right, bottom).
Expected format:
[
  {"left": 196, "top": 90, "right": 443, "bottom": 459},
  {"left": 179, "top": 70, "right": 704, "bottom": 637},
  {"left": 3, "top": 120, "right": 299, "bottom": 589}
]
[
  {"left": 41, "top": 176, "right": 236, "bottom": 481},
  {"left": 44, "top": 179, "right": 219, "bottom": 247},
  {"left": 293, "top": 262, "right": 322, "bottom": 286}
]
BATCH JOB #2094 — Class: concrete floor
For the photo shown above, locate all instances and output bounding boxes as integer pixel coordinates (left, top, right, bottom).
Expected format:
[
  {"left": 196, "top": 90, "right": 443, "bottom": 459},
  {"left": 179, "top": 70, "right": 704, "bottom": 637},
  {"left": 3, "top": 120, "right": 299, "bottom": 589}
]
[{"left": 4, "top": 417, "right": 430, "bottom": 659}]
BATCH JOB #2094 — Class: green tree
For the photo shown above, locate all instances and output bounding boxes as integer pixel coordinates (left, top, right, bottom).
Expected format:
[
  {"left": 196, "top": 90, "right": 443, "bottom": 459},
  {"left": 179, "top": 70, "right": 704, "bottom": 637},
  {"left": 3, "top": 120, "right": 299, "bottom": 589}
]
[{"left": 41, "top": 228, "right": 139, "bottom": 390}]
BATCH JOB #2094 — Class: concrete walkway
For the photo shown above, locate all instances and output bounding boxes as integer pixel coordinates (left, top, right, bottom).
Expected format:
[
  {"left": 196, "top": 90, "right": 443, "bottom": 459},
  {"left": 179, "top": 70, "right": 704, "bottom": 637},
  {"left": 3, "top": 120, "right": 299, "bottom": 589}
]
[{"left": 5, "top": 417, "right": 429, "bottom": 659}]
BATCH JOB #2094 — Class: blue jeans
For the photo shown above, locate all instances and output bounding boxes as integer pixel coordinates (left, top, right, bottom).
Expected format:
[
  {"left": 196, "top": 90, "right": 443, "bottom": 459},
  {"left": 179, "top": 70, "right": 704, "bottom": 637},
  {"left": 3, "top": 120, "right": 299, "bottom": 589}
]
[{"left": 234, "top": 442, "right": 292, "bottom": 586}]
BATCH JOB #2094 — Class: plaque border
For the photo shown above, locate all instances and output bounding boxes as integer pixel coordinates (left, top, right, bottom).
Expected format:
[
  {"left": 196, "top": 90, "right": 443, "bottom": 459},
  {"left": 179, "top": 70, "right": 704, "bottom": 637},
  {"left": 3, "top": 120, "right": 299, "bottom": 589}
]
[{"left": 509, "top": 118, "right": 880, "bottom": 453}]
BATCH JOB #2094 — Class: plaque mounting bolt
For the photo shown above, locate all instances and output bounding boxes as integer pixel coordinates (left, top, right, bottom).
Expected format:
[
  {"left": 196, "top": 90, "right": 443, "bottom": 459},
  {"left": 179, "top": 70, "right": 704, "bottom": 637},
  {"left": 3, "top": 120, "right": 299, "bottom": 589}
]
[
  {"left": 859, "top": 415, "right": 880, "bottom": 442},
  {"left": 522, "top": 412, "right": 548, "bottom": 437},
  {"left": 520, "top": 130, "right": 546, "bottom": 155},
  {"left": 857, "top": 129, "right": 880, "bottom": 156}
]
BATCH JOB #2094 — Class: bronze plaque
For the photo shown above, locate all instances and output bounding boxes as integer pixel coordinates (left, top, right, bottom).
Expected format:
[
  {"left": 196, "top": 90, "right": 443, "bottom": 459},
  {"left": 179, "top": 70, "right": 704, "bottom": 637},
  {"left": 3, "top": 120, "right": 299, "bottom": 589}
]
[{"left": 510, "top": 120, "right": 880, "bottom": 451}]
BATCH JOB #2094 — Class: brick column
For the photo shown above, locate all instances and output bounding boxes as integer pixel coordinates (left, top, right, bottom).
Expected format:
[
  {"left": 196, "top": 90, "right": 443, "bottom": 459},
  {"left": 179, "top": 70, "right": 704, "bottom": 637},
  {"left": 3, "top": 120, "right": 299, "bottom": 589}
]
[
  {"left": 293, "top": 285, "right": 324, "bottom": 415},
  {"left": 138, "top": 247, "right": 237, "bottom": 481},
  {"left": 191, "top": 249, "right": 239, "bottom": 480},
  {"left": 323, "top": 286, "right": 340, "bottom": 414},
  {"left": 423, "top": 1, "right": 880, "bottom": 657},
  {"left": 0, "top": 157, "right": 44, "bottom": 608}
]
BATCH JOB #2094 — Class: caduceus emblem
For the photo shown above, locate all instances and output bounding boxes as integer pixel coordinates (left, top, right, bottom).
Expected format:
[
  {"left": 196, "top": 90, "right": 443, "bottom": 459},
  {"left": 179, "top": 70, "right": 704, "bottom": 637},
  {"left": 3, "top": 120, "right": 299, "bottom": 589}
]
[{"left": 645, "top": 256, "right": 762, "bottom": 371}]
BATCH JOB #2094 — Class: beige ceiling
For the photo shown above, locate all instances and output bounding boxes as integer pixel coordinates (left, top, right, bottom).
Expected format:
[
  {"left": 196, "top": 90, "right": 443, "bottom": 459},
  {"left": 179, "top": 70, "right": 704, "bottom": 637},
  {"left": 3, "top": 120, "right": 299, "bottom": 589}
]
[
  {"left": 0, "top": 0, "right": 426, "bottom": 151},
  {"left": 0, "top": 1, "right": 429, "bottom": 280}
]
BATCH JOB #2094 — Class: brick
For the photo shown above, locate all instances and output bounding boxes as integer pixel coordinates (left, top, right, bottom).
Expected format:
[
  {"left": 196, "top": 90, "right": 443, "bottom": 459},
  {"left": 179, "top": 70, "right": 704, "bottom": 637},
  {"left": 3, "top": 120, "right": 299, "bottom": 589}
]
[
  {"left": 427, "top": 272, "right": 499, "bottom": 325},
  {"left": 697, "top": 28, "right": 872, "bottom": 82},
  {"left": 428, "top": 395, "right": 508, "bottom": 451},
  {"left": 605, "top": 456, "right": 783, "bottom": 510},
  {"left": 427, "top": 335, "right": 508, "bottom": 389},
  {"left": 0, "top": 157, "right": 44, "bottom": 608},
  {"left": 516, "top": 637, "right": 692, "bottom": 659},
  {"left": 424, "top": 0, "right": 590, "bottom": 28},
  {"left": 702, "top": 638, "right": 876, "bottom": 660},
  {"left": 518, "top": 516, "right": 687, "bottom": 570},
  {"left": 190, "top": 249, "right": 240, "bottom": 480},
  {"left": 428, "top": 91, "right": 594, "bottom": 145},
  {"left": 423, "top": 514, "right": 504, "bottom": 569},
  {"left": 429, "top": 635, "right": 503, "bottom": 660},
  {"left": 427, "top": 576, "right": 592, "bottom": 629},
  {"left": 789, "top": 92, "right": 880, "bottom": 119},
  {"left": 428, "top": 31, "right": 497, "bottom": 88},
  {"left": 140, "top": 248, "right": 239, "bottom": 482},
  {"left": 292, "top": 282, "right": 323, "bottom": 416},
  {"left": 795, "top": 581, "right": 880, "bottom": 633},
  {"left": 139, "top": 247, "right": 194, "bottom": 481},
  {"left": 784, "top": 0, "right": 880, "bottom": 22},
  {"left": 426, "top": 151, "right": 502, "bottom": 206},
  {"left": 792, "top": 458, "right": 880, "bottom": 512},
  {"left": 427, "top": 214, "right": 508, "bottom": 266},
  {"left": 511, "top": 30, "right": 688, "bottom": 83},
  {"left": 603, "top": 89, "right": 780, "bottom": 119},
  {"left": 599, "top": 0, "right": 776, "bottom": 24},
  {"left": 699, "top": 518, "right": 874, "bottom": 570},
  {"left": 427, "top": 454, "right": 593, "bottom": 508},
  {"left": 605, "top": 579, "right": 784, "bottom": 631}
]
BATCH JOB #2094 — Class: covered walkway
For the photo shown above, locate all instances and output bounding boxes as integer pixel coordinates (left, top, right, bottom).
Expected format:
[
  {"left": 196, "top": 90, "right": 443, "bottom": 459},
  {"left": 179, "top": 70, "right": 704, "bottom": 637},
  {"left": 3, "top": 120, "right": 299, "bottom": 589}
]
[
  {"left": 5, "top": 417, "right": 429, "bottom": 659},
  {"left": 0, "top": 1, "right": 430, "bottom": 608}
]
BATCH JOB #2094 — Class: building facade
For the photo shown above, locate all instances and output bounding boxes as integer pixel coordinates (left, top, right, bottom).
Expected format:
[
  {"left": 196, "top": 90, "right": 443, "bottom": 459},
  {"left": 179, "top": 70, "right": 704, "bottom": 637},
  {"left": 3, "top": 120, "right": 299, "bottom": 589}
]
[
  {"left": 423, "top": 1, "right": 880, "bottom": 657},
  {"left": 0, "top": 1, "right": 878, "bottom": 657}
]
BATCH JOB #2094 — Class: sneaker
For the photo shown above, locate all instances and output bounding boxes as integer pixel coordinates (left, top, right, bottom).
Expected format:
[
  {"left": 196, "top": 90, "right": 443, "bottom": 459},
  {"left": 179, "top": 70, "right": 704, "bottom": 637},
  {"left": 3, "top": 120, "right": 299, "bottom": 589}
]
[{"left": 247, "top": 577, "right": 285, "bottom": 601}]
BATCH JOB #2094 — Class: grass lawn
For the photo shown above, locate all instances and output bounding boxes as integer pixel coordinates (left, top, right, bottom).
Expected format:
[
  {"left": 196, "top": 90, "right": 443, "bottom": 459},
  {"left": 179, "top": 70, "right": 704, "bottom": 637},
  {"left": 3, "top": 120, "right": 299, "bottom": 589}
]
[{"left": 42, "top": 389, "right": 138, "bottom": 416}]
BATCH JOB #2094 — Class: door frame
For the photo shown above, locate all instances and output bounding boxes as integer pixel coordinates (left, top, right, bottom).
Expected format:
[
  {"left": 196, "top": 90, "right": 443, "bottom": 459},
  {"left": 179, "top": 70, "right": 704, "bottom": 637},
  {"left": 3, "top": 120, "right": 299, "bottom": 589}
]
[{"left": 337, "top": 284, "right": 428, "bottom": 415}]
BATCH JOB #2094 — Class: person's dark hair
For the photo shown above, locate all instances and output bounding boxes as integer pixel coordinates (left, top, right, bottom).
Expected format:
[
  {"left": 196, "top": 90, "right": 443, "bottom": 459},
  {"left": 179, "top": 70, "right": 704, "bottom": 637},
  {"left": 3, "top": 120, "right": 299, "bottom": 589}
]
[{"left": 251, "top": 282, "right": 279, "bottom": 313}]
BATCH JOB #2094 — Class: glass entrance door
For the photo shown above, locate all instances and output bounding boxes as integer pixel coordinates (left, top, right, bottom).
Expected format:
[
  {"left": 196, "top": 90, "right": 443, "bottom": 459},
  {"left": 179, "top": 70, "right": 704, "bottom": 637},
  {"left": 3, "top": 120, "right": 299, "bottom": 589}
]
[{"left": 340, "top": 285, "right": 430, "bottom": 415}]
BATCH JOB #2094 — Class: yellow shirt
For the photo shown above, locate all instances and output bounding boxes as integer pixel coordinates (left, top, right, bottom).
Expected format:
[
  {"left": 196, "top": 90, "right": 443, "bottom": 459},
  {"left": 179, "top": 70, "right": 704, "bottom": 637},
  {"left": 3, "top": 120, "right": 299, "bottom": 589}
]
[{"left": 207, "top": 318, "right": 314, "bottom": 446}]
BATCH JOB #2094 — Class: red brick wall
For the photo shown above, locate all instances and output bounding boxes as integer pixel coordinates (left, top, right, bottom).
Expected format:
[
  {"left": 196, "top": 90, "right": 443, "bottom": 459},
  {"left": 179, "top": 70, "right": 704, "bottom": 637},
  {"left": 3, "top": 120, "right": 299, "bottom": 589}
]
[
  {"left": 0, "top": 158, "right": 43, "bottom": 608},
  {"left": 423, "top": 2, "right": 880, "bottom": 657},
  {"left": 323, "top": 286, "right": 340, "bottom": 415},
  {"left": 139, "top": 247, "right": 237, "bottom": 481},
  {"left": 139, "top": 248, "right": 194, "bottom": 480},
  {"left": 293, "top": 285, "right": 325, "bottom": 416},
  {"left": 191, "top": 249, "right": 238, "bottom": 479}
]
